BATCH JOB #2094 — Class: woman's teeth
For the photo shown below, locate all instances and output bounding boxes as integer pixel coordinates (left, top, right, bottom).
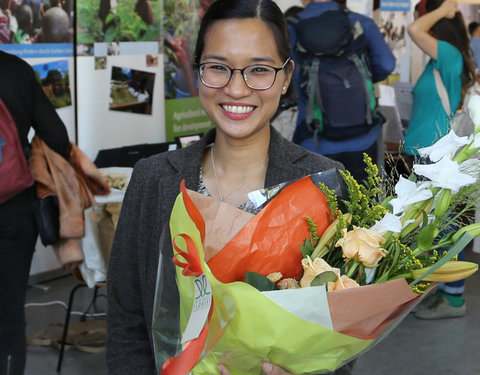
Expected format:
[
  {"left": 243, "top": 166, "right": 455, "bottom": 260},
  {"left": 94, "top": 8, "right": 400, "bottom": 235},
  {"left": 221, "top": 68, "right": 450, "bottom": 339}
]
[{"left": 222, "top": 105, "right": 254, "bottom": 114}]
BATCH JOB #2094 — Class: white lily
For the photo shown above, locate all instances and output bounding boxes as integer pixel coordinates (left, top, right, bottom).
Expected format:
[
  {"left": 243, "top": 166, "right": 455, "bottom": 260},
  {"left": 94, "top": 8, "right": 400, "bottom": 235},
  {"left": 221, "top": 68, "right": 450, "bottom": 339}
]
[
  {"left": 469, "top": 132, "right": 480, "bottom": 149},
  {"left": 371, "top": 212, "right": 403, "bottom": 235},
  {"left": 413, "top": 157, "right": 476, "bottom": 193},
  {"left": 389, "top": 176, "right": 433, "bottom": 215},
  {"left": 467, "top": 95, "right": 480, "bottom": 130},
  {"left": 418, "top": 130, "right": 469, "bottom": 162}
]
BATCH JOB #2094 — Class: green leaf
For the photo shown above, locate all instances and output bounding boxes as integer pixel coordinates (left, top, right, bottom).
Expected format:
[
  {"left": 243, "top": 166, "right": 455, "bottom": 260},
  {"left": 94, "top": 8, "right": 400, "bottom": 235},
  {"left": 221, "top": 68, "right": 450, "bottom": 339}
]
[
  {"left": 244, "top": 271, "right": 276, "bottom": 291},
  {"left": 310, "top": 271, "right": 338, "bottom": 287},
  {"left": 300, "top": 238, "right": 315, "bottom": 258}
]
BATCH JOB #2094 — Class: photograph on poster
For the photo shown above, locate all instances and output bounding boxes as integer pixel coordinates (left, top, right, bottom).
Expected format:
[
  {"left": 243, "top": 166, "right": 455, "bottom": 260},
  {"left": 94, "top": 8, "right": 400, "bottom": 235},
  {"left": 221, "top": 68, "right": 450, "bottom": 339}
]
[
  {"left": 31, "top": 60, "right": 72, "bottom": 108},
  {"left": 379, "top": 11, "right": 407, "bottom": 75},
  {"left": 109, "top": 66, "right": 155, "bottom": 115},
  {"left": 146, "top": 54, "right": 158, "bottom": 66},
  {"left": 95, "top": 56, "right": 107, "bottom": 69},
  {"left": 77, "top": 0, "right": 162, "bottom": 44},
  {"left": 163, "top": 0, "right": 215, "bottom": 99},
  {"left": 77, "top": 43, "right": 95, "bottom": 55},
  {"left": 0, "top": 0, "right": 73, "bottom": 44}
]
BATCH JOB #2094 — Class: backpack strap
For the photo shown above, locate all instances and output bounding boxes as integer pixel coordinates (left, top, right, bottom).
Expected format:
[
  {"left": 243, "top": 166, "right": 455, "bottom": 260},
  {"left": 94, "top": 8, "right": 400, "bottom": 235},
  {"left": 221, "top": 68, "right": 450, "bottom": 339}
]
[
  {"left": 306, "top": 58, "right": 324, "bottom": 148},
  {"left": 349, "top": 54, "right": 373, "bottom": 125}
]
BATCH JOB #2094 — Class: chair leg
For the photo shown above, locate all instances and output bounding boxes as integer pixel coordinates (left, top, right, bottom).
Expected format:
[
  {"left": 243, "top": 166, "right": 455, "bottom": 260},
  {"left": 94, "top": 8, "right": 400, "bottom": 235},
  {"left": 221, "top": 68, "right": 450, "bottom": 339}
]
[{"left": 56, "top": 283, "right": 86, "bottom": 373}]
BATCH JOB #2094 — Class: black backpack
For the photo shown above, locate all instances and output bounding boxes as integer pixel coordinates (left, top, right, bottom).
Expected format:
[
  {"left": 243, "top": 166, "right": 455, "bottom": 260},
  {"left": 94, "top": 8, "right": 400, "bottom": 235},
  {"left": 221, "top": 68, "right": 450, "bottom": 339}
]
[{"left": 289, "top": 9, "right": 380, "bottom": 145}]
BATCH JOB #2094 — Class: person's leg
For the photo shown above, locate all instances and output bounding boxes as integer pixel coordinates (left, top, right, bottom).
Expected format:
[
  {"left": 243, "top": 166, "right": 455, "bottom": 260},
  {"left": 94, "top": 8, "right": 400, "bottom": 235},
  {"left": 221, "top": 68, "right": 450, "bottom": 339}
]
[
  {"left": 0, "top": 195, "right": 37, "bottom": 375},
  {"left": 325, "top": 141, "right": 378, "bottom": 184}
]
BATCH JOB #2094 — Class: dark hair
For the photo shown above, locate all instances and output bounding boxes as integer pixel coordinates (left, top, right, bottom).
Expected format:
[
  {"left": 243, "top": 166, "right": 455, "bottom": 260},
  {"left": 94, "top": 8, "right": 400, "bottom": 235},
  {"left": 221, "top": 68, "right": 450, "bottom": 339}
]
[
  {"left": 193, "top": 0, "right": 291, "bottom": 70},
  {"left": 284, "top": 6, "right": 304, "bottom": 19},
  {"left": 468, "top": 21, "right": 480, "bottom": 37},
  {"left": 426, "top": 0, "right": 476, "bottom": 88}
]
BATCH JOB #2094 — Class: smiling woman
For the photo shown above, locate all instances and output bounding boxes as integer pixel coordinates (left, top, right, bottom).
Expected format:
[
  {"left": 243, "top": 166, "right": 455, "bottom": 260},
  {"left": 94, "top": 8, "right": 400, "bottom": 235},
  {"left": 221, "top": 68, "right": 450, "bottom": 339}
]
[{"left": 106, "top": 1, "right": 347, "bottom": 374}]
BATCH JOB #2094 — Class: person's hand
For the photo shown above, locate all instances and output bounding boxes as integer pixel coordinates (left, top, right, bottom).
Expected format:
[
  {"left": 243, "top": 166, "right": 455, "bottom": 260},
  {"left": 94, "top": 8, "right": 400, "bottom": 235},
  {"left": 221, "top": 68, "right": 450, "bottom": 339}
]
[
  {"left": 439, "top": 0, "right": 459, "bottom": 19},
  {"left": 218, "top": 362, "right": 294, "bottom": 375}
]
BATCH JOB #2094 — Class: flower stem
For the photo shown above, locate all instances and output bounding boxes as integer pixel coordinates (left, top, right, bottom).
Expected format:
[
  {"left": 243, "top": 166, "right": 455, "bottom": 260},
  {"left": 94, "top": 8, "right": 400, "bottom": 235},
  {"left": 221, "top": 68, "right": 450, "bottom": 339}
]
[{"left": 346, "top": 260, "right": 360, "bottom": 278}]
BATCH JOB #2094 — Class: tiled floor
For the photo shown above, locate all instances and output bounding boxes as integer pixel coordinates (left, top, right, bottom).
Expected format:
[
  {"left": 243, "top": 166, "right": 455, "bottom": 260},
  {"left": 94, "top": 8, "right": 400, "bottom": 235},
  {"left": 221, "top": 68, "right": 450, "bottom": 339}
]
[{"left": 25, "top": 247, "right": 480, "bottom": 375}]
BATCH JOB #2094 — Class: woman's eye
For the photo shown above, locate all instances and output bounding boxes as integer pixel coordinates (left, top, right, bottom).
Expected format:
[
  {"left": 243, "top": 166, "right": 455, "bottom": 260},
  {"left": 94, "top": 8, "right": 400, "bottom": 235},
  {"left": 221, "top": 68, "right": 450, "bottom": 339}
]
[
  {"left": 249, "top": 66, "right": 271, "bottom": 74},
  {"left": 206, "top": 64, "right": 228, "bottom": 72}
]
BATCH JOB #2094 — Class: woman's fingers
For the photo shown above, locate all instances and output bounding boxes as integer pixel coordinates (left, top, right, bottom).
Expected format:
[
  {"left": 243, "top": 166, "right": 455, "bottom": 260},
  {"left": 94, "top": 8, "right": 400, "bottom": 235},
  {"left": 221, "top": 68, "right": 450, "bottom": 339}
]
[
  {"left": 218, "top": 364, "right": 230, "bottom": 375},
  {"left": 218, "top": 363, "right": 293, "bottom": 375},
  {"left": 262, "top": 362, "right": 294, "bottom": 375}
]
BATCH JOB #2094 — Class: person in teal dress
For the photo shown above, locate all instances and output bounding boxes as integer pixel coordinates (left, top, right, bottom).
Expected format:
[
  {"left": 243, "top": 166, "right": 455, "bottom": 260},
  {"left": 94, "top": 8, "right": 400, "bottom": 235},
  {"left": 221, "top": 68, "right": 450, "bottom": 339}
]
[
  {"left": 404, "top": 0, "right": 475, "bottom": 155},
  {"left": 405, "top": 0, "right": 476, "bottom": 319}
]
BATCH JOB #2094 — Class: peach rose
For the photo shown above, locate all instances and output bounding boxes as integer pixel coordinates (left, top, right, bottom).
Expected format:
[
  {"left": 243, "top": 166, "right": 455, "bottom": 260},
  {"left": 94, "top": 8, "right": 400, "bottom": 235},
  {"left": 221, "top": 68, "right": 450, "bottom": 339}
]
[
  {"left": 300, "top": 256, "right": 340, "bottom": 288},
  {"left": 327, "top": 275, "right": 360, "bottom": 292},
  {"left": 335, "top": 226, "right": 387, "bottom": 267}
]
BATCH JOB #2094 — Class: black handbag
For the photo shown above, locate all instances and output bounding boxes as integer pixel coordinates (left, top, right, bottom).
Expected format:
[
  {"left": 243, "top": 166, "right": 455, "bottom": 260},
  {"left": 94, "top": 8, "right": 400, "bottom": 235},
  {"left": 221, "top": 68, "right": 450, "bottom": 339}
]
[{"left": 32, "top": 195, "right": 60, "bottom": 246}]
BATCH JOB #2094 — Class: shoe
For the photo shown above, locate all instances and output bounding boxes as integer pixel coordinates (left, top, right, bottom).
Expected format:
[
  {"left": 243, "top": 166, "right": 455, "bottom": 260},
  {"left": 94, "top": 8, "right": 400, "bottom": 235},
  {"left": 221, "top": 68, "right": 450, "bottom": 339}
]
[
  {"left": 415, "top": 296, "right": 466, "bottom": 319},
  {"left": 412, "top": 289, "right": 440, "bottom": 313}
]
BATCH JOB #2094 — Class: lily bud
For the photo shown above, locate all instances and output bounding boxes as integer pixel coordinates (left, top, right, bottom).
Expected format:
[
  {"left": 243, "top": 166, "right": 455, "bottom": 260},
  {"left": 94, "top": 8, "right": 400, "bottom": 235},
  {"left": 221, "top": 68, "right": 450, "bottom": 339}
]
[
  {"left": 401, "top": 198, "right": 434, "bottom": 236},
  {"left": 434, "top": 189, "right": 451, "bottom": 219},
  {"left": 412, "top": 261, "right": 478, "bottom": 282},
  {"left": 451, "top": 223, "right": 480, "bottom": 242},
  {"left": 311, "top": 213, "right": 352, "bottom": 260}
]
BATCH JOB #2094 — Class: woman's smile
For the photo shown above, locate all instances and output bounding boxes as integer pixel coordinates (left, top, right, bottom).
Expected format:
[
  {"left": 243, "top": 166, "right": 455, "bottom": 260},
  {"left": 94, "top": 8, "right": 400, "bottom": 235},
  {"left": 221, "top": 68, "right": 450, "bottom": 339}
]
[{"left": 220, "top": 103, "right": 257, "bottom": 120}]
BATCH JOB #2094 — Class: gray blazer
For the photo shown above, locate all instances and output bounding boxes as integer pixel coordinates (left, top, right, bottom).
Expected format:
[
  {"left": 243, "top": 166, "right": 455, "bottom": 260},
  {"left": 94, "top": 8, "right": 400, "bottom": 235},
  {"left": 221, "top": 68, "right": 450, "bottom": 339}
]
[{"left": 106, "top": 127, "right": 344, "bottom": 374}]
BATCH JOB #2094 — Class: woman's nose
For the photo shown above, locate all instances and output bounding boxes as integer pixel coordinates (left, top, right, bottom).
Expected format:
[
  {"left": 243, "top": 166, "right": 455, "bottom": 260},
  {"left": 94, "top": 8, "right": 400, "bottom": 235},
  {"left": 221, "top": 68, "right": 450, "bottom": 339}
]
[{"left": 223, "top": 70, "right": 252, "bottom": 97}]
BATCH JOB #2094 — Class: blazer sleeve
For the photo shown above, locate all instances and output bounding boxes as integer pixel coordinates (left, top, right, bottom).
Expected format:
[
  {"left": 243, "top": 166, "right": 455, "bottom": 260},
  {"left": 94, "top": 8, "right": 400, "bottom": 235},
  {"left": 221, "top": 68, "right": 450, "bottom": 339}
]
[{"left": 106, "top": 162, "right": 157, "bottom": 375}]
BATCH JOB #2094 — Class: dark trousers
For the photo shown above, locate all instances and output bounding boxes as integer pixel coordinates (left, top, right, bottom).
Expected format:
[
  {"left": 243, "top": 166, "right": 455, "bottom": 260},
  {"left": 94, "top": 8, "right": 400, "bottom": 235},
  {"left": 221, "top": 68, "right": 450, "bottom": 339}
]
[
  {"left": 0, "top": 189, "right": 37, "bottom": 375},
  {"left": 325, "top": 141, "right": 378, "bottom": 184}
]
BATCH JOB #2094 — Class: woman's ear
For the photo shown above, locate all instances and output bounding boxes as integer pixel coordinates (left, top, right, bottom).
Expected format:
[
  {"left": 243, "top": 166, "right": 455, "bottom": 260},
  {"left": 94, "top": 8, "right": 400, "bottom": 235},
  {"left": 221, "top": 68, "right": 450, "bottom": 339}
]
[{"left": 282, "top": 59, "right": 295, "bottom": 93}]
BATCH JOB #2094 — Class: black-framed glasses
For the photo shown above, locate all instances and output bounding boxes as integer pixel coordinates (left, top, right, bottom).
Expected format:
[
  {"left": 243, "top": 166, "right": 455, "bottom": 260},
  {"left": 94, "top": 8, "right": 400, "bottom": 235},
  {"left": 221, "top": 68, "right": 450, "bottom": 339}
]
[{"left": 197, "top": 58, "right": 290, "bottom": 90}]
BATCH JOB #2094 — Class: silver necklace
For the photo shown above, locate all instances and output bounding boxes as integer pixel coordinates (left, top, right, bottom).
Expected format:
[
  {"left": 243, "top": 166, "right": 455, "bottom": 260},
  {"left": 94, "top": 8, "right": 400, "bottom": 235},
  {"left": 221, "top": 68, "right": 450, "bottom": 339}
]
[{"left": 210, "top": 145, "right": 268, "bottom": 202}]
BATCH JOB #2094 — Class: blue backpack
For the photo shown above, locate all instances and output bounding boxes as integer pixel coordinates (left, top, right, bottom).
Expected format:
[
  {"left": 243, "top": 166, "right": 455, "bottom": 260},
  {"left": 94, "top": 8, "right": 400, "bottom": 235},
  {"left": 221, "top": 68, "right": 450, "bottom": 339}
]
[{"left": 289, "top": 9, "right": 380, "bottom": 144}]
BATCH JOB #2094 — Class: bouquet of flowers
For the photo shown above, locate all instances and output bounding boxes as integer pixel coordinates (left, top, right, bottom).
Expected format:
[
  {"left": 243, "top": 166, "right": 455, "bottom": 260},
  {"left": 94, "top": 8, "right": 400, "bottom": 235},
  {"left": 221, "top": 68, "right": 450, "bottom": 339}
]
[{"left": 152, "top": 98, "right": 480, "bottom": 375}]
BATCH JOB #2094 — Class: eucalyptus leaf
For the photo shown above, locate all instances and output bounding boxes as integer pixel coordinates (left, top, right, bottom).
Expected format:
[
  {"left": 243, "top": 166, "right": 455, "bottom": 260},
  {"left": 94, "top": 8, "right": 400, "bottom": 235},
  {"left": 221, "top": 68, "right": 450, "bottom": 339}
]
[
  {"left": 311, "top": 271, "right": 338, "bottom": 287},
  {"left": 244, "top": 271, "right": 276, "bottom": 291}
]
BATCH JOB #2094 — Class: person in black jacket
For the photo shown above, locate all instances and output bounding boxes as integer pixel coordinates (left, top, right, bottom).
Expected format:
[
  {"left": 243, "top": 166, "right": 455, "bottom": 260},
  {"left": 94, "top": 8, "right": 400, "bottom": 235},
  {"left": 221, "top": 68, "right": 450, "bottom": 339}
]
[{"left": 0, "top": 50, "right": 70, "bottom": 375}]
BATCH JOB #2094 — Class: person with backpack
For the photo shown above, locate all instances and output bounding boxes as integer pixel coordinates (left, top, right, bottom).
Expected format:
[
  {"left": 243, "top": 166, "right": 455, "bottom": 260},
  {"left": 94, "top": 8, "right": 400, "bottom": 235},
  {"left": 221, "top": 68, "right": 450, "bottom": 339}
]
[
  {"left": 0, "top": 50, "right": 70, "bottom": 375},
  {"left": 289, "top": 0, "right": 395, "bottom": 183}
]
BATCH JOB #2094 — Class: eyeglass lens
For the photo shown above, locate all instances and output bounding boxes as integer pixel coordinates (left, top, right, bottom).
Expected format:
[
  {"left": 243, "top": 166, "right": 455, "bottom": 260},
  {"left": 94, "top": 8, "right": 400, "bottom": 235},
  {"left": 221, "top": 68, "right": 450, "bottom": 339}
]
[{"left": 200, "top": 63, "right": 278, "bottom": 89}]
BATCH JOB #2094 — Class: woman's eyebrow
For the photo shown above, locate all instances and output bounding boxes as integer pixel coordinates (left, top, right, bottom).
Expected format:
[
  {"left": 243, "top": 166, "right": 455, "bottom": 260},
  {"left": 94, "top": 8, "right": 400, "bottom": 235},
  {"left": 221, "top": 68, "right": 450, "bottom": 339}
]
[{"left": 201, "top": 54, "right": 277, "bottom": 64}]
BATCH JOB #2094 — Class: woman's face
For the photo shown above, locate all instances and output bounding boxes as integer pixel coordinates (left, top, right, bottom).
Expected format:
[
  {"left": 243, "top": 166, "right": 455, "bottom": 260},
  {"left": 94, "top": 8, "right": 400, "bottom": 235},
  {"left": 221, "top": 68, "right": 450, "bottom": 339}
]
[{"left": 198, "top": 18, "right": 293, "bottom": 142}]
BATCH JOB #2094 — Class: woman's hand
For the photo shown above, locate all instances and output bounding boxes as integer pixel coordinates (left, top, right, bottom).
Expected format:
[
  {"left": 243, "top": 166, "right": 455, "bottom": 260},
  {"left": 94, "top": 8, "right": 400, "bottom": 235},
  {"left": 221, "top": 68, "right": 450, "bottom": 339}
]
[
  {"left": 218, "top": 362, "right": 294, "bottom": 375},
  {"left": 439, "top": 0, "right": 459, "bottom": 19}
]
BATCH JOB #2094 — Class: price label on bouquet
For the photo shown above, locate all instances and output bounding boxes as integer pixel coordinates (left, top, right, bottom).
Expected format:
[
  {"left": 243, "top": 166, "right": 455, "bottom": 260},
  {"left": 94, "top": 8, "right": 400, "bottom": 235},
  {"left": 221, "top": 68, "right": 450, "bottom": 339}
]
[{"left": 181, "top": 274, "right": 212, "bottom": 344}]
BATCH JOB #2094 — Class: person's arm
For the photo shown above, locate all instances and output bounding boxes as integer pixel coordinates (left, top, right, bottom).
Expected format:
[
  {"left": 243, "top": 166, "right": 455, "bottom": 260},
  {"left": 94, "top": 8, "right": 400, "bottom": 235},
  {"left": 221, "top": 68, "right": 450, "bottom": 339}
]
[
  {"left": 106, "top": 162, "right": 157, "bottom": 375},
  {"left": 359, "top": 16, "right": 396, "bottom": 83},
  {"left": 407, "top": 0, "right": 458, "bottom": 60}
]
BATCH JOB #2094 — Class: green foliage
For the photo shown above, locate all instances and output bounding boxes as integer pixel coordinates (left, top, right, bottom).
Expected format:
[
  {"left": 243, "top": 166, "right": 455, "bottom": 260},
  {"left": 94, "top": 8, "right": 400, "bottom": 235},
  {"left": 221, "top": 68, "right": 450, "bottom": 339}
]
[
  {"left": 244, "top": 271, "right": 276, "bottom": 292},
  {"left": 300, "top": 238, "right": 315, "bottom": 258},
  {"left": 310, "top": 271, "right": 337, "bottom": 287},
  {"left": 77, "top": 0, "right": 162, "bottom": 43}
]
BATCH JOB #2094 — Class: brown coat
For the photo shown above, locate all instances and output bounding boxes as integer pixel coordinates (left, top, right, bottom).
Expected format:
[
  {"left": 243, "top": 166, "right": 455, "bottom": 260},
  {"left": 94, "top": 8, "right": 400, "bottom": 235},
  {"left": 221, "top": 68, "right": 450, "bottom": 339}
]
[{"left": 29, "top": 137, "right": 110, "bottom": 265}]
